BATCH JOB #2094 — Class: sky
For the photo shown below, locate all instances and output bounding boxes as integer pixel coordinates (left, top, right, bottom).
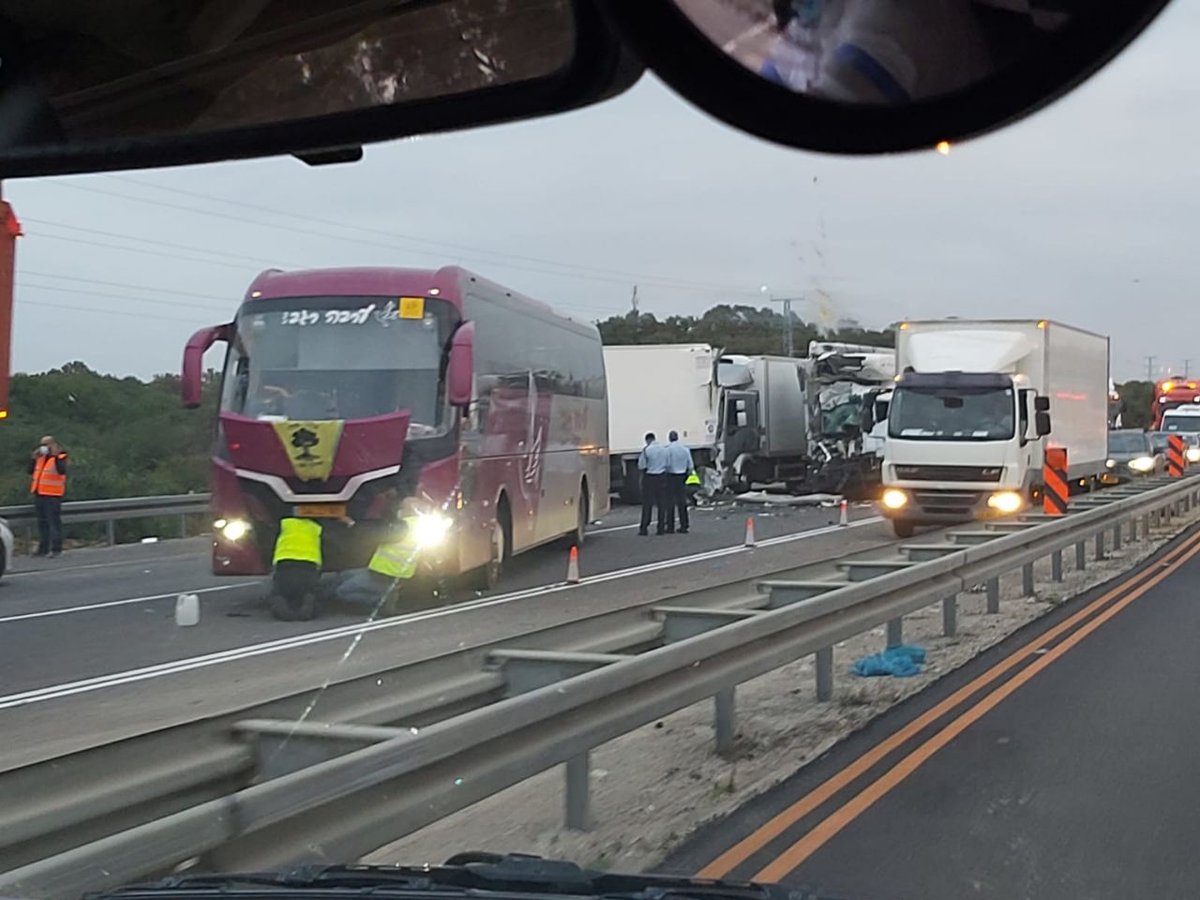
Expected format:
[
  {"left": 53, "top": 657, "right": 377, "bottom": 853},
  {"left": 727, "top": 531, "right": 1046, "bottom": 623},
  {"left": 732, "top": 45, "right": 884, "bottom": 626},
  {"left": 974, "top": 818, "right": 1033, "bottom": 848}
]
[{"left": 5, "top": 1, "right": 1199, "bottom": 383}]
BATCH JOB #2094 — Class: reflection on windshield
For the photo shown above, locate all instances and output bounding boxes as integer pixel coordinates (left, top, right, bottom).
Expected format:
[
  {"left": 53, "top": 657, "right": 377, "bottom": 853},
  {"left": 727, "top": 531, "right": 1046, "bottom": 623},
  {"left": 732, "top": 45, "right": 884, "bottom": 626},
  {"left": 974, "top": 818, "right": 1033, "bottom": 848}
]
[
  {"left": 888, "top": 385, "right": 1015, "bottom": 441},
  {"left": 220, "top": 296, "right": 452, "bottom": 429}
]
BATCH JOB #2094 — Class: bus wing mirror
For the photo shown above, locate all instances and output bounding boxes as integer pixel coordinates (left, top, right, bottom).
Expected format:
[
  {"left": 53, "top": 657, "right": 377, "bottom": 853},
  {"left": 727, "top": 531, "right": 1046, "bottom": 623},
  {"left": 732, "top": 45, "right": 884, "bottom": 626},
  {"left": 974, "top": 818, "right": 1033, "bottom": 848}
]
[
  {"left": 182, "top": 324, "right": 230, "bottom": 409},
  {"left": 448, "top": 322, "right": 475, "bottom": 409},
  {"left": 1035, "top": 412, "right": 1052, "bottom": 437}
]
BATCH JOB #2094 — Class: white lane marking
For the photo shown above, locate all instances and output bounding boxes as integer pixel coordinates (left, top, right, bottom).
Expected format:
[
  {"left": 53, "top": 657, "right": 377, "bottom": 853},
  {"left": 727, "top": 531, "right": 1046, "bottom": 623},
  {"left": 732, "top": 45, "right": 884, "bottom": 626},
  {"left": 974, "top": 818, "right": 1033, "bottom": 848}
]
[
  {"left": 588, "top": 523, "right": 641, "bottom": 535},
  {"left": 0, "top": 582, "right": 259, "bottom": 624},
  {"left": 0, "top": 517, "right": 883, "bottom": 710},
  {"left": 5, "top": 551, "right": 206, "bottom": 579}
]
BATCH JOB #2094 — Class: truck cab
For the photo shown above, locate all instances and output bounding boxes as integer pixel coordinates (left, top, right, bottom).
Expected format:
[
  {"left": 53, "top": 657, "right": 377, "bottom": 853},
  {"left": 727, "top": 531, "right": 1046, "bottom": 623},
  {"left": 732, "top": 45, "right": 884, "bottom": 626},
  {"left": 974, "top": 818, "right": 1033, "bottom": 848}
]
[{"left": 881, "top": 371, "right": 1050, "bottom": 536}]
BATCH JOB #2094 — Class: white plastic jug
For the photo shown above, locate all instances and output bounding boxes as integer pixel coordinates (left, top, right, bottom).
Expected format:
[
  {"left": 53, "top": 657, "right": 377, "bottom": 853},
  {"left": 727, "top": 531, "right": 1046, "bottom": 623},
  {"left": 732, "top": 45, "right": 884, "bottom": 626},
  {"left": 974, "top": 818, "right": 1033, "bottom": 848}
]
[{"left": 175, "top": 593, "right": 200, "bottom": 627}]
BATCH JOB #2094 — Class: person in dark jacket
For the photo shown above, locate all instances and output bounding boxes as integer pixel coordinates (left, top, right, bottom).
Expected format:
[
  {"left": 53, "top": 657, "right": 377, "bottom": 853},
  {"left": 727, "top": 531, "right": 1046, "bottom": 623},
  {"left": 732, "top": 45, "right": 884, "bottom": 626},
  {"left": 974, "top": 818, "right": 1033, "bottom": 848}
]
[{"left": 29, "top": 435, "right": 68, "bottom": 556}]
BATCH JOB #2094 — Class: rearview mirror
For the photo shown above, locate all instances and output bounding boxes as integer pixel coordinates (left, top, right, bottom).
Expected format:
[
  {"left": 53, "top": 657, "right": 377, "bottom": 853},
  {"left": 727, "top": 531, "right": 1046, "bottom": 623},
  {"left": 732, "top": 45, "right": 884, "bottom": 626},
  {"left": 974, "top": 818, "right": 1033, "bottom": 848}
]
[
  {"left": 1035, "top": 411, "right": 1052, "bottom": 437},
  {"left": 1035, "top": 396, "right": 1051, "bottom": 412},
  {"left": 447, "top": 322, "right": 475, "bottom": 409},
  {"left": 609, "top": 0, "right": 1172, "bottom": 153},
  {"left": 0, "top": 0, "right": 634, "bottom": 178},
  {"left": 181, "top": 324, "right": 230, "bottom": 409}
]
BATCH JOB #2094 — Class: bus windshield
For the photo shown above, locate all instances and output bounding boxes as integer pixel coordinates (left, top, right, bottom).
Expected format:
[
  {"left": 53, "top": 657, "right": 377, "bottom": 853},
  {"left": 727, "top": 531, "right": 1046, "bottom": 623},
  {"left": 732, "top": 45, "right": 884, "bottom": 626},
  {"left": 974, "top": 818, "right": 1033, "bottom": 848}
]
[
  {"left": 888, "top": 385, "right": 1016, "bottom": 441},
  {"left": 220, "top": 295, "right": 456, "bottom": 429}
]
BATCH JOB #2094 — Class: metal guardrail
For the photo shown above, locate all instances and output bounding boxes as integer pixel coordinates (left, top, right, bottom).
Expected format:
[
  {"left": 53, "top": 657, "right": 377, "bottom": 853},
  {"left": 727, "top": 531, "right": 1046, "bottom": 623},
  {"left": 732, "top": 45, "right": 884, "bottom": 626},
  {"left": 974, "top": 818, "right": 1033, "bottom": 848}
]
[
  {"left": 0, "top": 493, "right": 211, "bottom": 544},
  {"left": 4, "top": 475, "right": 1199, "bottom": 899}
]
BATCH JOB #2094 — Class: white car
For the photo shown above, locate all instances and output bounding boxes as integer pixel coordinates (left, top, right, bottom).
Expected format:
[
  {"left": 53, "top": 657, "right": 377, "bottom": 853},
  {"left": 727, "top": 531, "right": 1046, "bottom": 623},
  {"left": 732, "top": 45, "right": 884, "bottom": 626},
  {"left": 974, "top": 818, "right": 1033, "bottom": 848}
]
[{"left": 0, "top": 517, "right": 11, "bottom": 579}]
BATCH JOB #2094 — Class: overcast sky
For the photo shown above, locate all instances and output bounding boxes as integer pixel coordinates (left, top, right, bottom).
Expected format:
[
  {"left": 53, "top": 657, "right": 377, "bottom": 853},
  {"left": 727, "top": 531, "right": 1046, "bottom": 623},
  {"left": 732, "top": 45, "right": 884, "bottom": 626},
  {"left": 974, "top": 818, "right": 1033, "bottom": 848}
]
[{"left": 6, "top": 1, "right": 1197, "bottom": 383}]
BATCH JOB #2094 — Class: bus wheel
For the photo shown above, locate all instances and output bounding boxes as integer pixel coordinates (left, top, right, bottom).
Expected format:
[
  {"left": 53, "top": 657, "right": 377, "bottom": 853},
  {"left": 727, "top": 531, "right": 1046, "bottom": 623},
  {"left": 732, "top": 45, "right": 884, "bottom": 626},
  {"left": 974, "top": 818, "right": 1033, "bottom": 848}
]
[
  {"left": 569, "top": 487, "right": 589, "bottom": 547},
  {"left": 471, "top": 512, "right": 508, "bottom": 592},
  {"left": 270, "top": 590, "right": 317, "bottom": 621}
]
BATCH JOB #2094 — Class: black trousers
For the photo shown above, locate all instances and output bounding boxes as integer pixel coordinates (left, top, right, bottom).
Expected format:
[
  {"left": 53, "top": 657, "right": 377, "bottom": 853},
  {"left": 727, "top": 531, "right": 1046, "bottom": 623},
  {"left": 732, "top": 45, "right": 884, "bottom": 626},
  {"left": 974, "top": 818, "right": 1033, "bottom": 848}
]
[
  {"left": 665, "top": 474, "right": 690, "bottom": 533},
  {"left": 34, "top": 495, "right": 63, "bottom": 554},
  {"left": 639, "top": 473, "right": 666, "bottom": 533}
]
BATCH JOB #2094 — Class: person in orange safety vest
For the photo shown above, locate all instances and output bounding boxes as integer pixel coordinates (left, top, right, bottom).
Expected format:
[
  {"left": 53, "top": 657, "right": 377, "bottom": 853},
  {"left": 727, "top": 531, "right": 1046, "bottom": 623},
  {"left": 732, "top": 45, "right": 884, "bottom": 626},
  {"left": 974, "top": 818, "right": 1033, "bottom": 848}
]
[{"left": 28, "top": 435, "right": 68, "bottom": 557}]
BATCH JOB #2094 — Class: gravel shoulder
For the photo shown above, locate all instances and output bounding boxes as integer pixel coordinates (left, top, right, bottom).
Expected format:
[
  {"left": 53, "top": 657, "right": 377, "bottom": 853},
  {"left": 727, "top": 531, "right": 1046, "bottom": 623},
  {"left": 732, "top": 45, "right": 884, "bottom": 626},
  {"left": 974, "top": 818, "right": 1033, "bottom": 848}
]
[{"left": 362, "top": 507, "right": 1199, "bottom": 873}]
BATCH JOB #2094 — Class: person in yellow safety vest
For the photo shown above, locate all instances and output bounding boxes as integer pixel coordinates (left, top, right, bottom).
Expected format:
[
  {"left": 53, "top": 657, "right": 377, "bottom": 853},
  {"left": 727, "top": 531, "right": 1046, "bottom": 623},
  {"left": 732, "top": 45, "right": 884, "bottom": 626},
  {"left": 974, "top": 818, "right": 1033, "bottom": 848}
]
[
  {"left": 684, "top": 468, "right": 702, "bottom": 508},
  {"left": 334, "top": 499, "right": 424, "bottom": 608},
  {"left": 270, "top": 517, "right": 323, "bottom": 620}
]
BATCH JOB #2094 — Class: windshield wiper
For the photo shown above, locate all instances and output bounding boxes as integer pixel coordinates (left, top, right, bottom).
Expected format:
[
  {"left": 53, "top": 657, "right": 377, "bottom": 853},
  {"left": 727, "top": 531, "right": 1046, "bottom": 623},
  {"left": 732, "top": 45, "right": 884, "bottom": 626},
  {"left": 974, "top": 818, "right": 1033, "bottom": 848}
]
[{"left": 84, "top": 855, "right": 844, "bottom": 900}]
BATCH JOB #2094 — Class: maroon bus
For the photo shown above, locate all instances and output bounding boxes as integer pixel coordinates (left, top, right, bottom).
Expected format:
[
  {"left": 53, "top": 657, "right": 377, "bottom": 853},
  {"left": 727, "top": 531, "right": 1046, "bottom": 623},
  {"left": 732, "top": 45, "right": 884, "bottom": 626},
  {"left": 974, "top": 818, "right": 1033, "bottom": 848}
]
[{"left": 182, "top": 266, "right": 609, "bottom": 618}]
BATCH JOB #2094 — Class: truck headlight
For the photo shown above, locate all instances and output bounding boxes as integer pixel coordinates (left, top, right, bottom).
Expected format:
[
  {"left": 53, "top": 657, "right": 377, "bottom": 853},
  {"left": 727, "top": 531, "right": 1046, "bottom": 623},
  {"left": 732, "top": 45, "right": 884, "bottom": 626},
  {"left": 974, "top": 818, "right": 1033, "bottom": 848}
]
[
  {"left": 881, "top": 489, "right": 908, "bottom": 510},
  {"left": 411, "top": 511, "right": 453, "bottom": 549},
  {"left": 1128, "top": 456, "right": 1156, "bottom": 473},
  {"left": 1187, "top": 447, "right": 1200, "bottom": 464},
  {"left": 1105, "top": 459, "right": 1116, "bottom": 469},
  {"left": 217, "top": 518, "right": 251, "bottom": 542},
  {"left": 987, "top": 491, "right": 1023, "bottom": 514}
]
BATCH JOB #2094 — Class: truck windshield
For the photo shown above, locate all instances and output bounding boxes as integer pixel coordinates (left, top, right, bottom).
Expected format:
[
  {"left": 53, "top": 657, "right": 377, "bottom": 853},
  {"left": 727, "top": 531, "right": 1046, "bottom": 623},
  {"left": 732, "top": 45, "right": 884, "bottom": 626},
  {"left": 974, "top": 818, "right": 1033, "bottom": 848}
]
[
  {"left": 888, "top": 385, "right": 1016, "bottom": 441},
  {"left": 219, "top": 295, "right": 455, "bottom": 429}
]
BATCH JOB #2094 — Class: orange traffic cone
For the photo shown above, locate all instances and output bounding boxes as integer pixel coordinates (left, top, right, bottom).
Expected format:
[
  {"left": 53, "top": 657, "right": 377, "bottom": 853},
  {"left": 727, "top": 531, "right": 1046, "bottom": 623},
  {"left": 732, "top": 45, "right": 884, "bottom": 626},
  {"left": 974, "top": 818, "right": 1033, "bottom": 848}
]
[
  {"left": 839, "top": 499, "right": 849, "bottom": 527},
  {"left": 744, "top": 516, "right": 757, "bottom": 548},
  {"left": 566, "top": 545, "right": 580, "bottom": 583}
]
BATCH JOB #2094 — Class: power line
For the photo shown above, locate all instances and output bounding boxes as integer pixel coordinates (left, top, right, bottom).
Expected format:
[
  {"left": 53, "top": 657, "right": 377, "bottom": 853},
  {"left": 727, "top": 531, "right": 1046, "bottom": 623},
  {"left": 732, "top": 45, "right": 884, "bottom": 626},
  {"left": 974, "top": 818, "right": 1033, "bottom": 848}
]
[
  {"left": 55, "top": 179, "right": 759, "bottom": 297},
  {"left": 15, "top": 297, "right": 207, "bottom": 325},
  {"left": 22, "top": 269, "right": 238, "bottom": 302},
  {"left": 17, "top": 280, "right": 229, "bottom": 314}
]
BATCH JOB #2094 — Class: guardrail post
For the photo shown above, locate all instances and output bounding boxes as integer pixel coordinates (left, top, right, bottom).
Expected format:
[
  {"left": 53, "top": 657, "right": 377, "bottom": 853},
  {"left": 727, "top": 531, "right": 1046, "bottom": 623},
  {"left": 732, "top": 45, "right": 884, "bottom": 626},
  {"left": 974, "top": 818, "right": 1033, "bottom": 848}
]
[
  {"left": 986, "top": 577, "right": 1000, "bottom": 614},
  {"left": 715, "top": 687, "right": 736, "bottom": 756},
  {"left": 815, "top": 647, "right": 833, "bottom": 701},
  {"left": 565, "top": 752, "right": 590, "bottom": 831},
  {"left": 1112, "top": 524, "right": 1122, "bottom": 551},
  {"left": 106, "top": 519, "right": 116, "bottom": 546},
  {"left": 942, "top": 595, "right": 957, "bottom": 637},
  {"left": 1130, "top": 517, "right": 1138, "bottom": 542},
  {"left": 886, "top": 617, "right": 903, "bottom": 648},
  {"left": 1021, "top": 563, "right": 1035, "bottom": 597},
  {"left": 180, "top": 513, "right": 188, "bottom": 538},
  {"left": 1051, "top": 549, "right": 1063, "bottom": 581},
  {"left": 1095, "top": 531, "right": 1106, "bottom": 561},
  {"left": 1076, "top": 541, "right": 1086, "bottom": 571}
]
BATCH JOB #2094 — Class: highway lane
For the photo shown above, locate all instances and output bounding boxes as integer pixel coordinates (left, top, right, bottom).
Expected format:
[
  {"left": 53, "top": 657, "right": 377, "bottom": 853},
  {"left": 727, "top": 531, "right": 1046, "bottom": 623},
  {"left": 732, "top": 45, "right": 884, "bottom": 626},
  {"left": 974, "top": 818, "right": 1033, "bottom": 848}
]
[
  {"left": 1, "top": 501, "right": 892, "bottom": 770},
  {"left": 663, "top": 522, "right": 1200, "bottom": 900}
]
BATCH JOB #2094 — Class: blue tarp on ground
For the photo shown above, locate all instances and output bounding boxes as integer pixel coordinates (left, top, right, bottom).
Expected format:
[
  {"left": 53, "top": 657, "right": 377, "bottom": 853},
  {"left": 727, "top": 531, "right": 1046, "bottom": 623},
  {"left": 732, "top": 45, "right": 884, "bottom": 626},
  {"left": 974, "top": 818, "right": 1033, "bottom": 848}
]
[{"left": 852, "top": 645, "right": 927, "bottom": 678}]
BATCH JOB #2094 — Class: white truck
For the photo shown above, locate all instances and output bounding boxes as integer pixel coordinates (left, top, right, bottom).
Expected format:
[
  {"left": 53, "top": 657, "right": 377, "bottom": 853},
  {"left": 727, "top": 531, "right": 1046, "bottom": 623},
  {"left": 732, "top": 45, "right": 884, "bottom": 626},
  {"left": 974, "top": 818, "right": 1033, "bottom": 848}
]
[
  {"left": 881, "top": 319, "right": 1109, "bottom": 537},
  {"left": 604, "top": 344, "right": 719, "bottom": 503}
]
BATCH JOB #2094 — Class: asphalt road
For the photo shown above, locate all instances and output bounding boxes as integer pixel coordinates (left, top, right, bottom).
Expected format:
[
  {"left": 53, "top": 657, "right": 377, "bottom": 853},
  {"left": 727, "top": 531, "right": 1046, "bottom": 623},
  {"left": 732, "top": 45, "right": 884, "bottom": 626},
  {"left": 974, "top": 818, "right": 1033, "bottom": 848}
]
[
  {"left": 0, "top": 499, "right": 893, "bottom": 770},
  {"left": 663, "top": 522, "right": 1200, "bottom": 900}
]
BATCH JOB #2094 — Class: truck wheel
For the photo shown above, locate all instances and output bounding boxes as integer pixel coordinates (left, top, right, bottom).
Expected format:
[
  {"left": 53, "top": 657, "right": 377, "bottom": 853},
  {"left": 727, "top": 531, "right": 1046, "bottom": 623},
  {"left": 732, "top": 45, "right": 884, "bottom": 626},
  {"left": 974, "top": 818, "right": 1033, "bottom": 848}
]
[
  {"left": 891, "top": 520, "right": 915, "bottom": 539},
  {"left": 270, "top": 590, "right": 317, "bottom": 621}
]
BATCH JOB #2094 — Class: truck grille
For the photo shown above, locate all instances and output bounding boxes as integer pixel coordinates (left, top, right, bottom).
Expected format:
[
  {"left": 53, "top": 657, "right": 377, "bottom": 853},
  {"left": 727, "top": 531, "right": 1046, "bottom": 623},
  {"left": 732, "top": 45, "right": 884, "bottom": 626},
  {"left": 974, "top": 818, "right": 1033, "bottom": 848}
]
[
  {"left": 895, "top": 465, "right": 1002, "bottom": 483},
  {"left": 912, "top": 490, "right": 984, "bottom": 516}
]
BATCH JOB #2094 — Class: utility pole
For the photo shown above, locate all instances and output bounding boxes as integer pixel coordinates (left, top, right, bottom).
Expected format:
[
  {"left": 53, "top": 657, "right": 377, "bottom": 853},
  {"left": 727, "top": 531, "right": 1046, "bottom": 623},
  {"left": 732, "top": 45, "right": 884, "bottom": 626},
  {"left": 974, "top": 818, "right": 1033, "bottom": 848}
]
[
  {"left": 630, "top": 284, "right": 638, "bottom": 316},
  {"left": 1146, "top": 355, "right": 1157, "bottom": 381},
  {"left": 767, "top": 296, "right": 801, "bottom": 357}
]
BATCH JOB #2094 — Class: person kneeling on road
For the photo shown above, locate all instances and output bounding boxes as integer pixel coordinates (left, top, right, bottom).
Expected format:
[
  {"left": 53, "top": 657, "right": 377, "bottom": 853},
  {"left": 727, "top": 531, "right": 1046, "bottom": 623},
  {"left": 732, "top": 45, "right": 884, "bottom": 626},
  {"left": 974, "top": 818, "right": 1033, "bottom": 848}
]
[
  {"left": 334, "top": 498, "right": 424, "bottom": 613},
  {"left": 271, "top": 516, "right": 324, "bottom": 620}
]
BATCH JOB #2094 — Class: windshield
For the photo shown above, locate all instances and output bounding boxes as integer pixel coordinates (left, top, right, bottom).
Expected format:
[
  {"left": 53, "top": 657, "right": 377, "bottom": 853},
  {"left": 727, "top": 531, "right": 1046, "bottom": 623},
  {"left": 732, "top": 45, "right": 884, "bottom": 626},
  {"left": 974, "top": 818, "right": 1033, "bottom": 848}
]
[
  {"left": 1108, "top": 432, "right": 1148, "bottom": 454},
  {"left": 1161, "top": 415, "right": 1200, "bottom": 434},
  {"left": 887, "top": 384, "right": 1016, "bottom": 441},
  {"left": 220, "top": 295, "right": 455, "bottom": 429},
  {"left": 1149, "top": 433, "right": 1171, "bottom": 452}
]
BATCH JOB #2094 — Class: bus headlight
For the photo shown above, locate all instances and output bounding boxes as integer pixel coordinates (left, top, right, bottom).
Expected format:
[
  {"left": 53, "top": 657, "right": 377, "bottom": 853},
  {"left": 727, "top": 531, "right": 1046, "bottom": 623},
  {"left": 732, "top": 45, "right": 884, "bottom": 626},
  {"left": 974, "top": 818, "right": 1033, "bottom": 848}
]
[
  {"left": 217, "top": 518, "right": 251, "bottom": 542},
  {"left": 411, "top": 511, "right": 453, "bottom": 549},
  {"left": 987, "top": 491, "right": 1023, "bottom": 514},
  {"left": 881, "top": 489, "right": 908, "bottom": 510},
  {"left": 1128, "top": 456, "right": 1156, "bottom": 473},
  {"left": 1106, "top": 459, "right": 1116, "bottom": 469}
]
